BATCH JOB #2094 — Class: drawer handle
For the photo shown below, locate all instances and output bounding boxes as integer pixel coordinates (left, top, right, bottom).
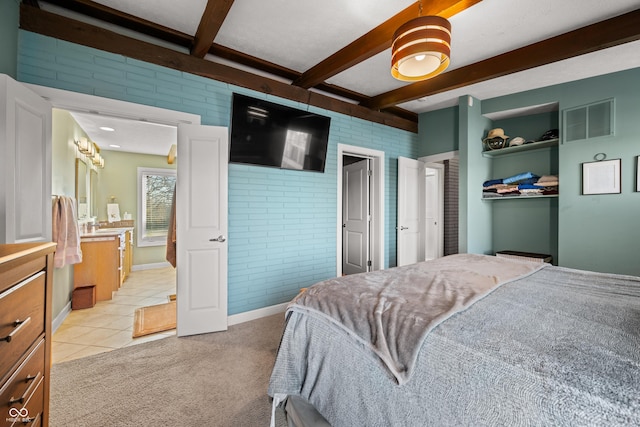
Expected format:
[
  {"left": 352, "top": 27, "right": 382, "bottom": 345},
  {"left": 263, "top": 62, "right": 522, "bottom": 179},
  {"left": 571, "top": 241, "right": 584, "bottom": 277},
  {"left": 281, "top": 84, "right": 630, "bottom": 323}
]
[
  {"left": 1, "top": 317, "right": 31, "bottom": 343},
  {"left": 9, "top": 371, "right": 42, "bottom": 405}
]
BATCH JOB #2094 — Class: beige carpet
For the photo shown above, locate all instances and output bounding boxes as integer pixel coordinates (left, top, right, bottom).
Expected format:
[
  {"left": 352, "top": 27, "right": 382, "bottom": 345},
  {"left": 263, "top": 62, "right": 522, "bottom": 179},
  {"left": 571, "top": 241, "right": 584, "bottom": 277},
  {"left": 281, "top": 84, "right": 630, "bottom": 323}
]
[
  {"left": 132, "top": 301, "right": 176, "bottom": 337},
  {"left": 51, "top": 313, "right": 288, "bottom": 426}
]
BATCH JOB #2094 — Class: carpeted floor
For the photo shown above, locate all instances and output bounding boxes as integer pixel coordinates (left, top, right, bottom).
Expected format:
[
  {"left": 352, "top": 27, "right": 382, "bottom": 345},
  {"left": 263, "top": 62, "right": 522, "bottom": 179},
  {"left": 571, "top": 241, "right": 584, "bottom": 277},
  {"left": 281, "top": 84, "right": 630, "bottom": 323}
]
[{"left": 50, "top": 313, "right": 289, "bottom": 426}]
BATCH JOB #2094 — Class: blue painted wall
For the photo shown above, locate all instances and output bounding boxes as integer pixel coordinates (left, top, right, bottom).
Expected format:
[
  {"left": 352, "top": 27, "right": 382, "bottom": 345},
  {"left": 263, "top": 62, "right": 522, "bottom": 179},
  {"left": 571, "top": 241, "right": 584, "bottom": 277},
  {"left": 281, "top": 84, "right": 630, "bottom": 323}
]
[
  {"left": 17, "top": 31, "right": 419, "bottom": 315},
  {"left": 420, "top": 68, "right": 640, "bottom": 276},
  {"left": 0, "top": 1, "right": 19, "bottom": 78}
]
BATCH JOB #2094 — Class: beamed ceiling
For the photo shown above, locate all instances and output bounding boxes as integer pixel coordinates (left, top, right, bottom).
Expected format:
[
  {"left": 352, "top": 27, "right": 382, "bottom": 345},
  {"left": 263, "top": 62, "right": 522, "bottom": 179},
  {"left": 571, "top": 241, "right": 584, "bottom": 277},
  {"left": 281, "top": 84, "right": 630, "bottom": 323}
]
[{"left": 19, "top": 0, "right": 640, "bottom": 133}]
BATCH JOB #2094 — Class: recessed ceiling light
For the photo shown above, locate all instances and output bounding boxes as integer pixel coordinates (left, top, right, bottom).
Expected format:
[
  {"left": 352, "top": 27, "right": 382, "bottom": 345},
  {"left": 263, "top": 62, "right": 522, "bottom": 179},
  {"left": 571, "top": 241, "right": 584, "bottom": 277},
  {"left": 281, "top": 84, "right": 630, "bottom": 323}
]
[
  {"left": 109, "top": 144, "right": 121, "bottom": 148},
  {"left": 100, "top": 126, "right": 115, "bottom": 132}
]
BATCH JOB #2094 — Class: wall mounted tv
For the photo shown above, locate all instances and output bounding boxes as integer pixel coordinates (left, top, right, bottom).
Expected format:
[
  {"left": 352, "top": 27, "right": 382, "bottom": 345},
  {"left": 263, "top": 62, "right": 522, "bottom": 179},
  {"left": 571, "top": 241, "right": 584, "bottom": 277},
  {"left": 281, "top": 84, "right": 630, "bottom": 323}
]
[{"left": 229, "top": 93, "right": 331, "bottom": 172}]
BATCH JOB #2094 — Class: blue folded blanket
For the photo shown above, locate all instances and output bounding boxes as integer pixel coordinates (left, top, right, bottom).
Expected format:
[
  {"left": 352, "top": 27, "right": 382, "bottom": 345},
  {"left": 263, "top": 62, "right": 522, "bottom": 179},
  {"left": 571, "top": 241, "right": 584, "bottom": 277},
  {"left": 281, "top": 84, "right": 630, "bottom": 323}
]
[
  {"left": 484, "top": 172, "right": 540, "bottom": 187},
  {"left": 503, "top": 172, "right": 539, "bottom": 184},
  {"left": 518, "top": 184, "right": 545, "bottom": 190}
]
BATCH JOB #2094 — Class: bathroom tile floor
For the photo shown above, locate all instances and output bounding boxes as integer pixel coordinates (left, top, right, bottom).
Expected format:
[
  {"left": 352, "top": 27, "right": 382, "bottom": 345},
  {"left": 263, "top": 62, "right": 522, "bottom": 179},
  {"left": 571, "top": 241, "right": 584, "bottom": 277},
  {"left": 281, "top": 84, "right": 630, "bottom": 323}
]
[{"left": 52, "top": 266, "right": 176, "bottom": 364}]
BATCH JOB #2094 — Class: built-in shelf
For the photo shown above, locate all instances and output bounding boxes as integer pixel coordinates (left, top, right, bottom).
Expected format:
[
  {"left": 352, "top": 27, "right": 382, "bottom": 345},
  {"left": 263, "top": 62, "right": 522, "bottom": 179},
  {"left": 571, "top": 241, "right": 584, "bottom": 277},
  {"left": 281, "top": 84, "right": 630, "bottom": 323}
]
[
  {"left": 482, "top": 138, "right": 559, "bottom": 157},
  {"left": 482, "top": 194, "right": 558, "bottom": 201}
]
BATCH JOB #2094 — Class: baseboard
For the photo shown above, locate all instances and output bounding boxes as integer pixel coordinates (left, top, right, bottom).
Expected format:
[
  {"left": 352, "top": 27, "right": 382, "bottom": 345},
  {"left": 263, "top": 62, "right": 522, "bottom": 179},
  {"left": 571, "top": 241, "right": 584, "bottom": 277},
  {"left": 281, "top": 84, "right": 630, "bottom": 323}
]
[
  {"left": 52, "top": 301, "right": 72, "bottom": 333},
  {"left": 228, "top": 302, "right": 288, "bottom": 326},
  {"left": 132, "top": 261, "right": 173, "bottom": 271}
]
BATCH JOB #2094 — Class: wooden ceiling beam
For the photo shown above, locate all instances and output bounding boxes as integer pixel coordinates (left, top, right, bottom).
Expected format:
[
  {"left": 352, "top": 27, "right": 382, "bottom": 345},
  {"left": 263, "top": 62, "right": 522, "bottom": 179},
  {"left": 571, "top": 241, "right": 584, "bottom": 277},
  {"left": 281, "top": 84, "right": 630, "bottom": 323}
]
[
  {"left": 20, "top": 5, "right": 418, "bottom": 132},
  {"left": 191, "top": 0, "right": 234, "bottom": 58},
  {"left": 292, "top": 0, "right": 482, "bottom": 89},
  {"left": 32, "top": 0, "right": 417, "bottom": 122},
  {"left": 364, "top": 8, "right": 640, "bottom": 110}
]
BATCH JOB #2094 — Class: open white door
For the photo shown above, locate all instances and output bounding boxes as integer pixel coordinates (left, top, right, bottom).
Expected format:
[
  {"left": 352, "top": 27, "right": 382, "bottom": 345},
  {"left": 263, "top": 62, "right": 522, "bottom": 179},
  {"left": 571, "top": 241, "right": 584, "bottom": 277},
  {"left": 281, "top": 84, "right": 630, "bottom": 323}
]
[
  {"left": 342, "top": 158, "right": 370, "bottom": 275},
  {"left": 176, "top": 124, "right": 228, "bottom": 337},
  {"left": 424, "top": 163, "right": 444, "bottom": 261},
  {"left": 1, "top": 75, "right": 52, "bottom": 243},
  {"left": 397, "top": 157, "right": 424, "bottom": 266}
]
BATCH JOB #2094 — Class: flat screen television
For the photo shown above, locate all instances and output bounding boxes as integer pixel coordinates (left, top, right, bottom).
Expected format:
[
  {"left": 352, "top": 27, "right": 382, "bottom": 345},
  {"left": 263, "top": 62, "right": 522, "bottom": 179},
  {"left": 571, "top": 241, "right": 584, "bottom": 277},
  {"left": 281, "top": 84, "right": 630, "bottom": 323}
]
[{"left": 229, "top": 93, "right": 331, "bottom": 172}]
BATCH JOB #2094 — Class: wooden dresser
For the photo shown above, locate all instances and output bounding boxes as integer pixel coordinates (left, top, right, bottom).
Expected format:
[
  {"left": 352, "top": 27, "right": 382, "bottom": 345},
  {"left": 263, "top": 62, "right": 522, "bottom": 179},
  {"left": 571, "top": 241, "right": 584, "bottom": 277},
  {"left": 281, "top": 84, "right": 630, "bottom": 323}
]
[{"left": 0, "top": 242, "right": 56, "bottom": 427}]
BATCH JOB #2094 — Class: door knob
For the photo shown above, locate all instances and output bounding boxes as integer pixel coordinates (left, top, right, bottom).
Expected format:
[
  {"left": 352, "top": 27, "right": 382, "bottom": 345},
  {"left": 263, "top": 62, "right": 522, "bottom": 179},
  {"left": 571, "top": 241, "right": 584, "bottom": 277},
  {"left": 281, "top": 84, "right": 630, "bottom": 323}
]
[
  {"left": 400, "top": 226, "right": 409, "bottom": 230},
  {"left": 209, "top": 235, "right": 226, "bottom": 242}
]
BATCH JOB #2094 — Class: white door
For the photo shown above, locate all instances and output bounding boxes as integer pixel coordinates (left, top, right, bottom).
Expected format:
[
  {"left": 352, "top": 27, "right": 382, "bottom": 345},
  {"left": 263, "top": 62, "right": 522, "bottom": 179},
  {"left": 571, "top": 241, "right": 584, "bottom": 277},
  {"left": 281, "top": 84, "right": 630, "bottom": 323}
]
[
  {"left": 424, "top": 163, "right": 444, "bottom": 261},
  {"left": 0, "top": 75, "right": 52, "bottom": 243},
  {"left": 176, "top": 124, "right": 228, "bottom": 337},
  {"left": 397, "top": 157, "right": 424, "bottom": 266},
  {"left": 342, "top": 159, "right": 370, "bottom": 275}
]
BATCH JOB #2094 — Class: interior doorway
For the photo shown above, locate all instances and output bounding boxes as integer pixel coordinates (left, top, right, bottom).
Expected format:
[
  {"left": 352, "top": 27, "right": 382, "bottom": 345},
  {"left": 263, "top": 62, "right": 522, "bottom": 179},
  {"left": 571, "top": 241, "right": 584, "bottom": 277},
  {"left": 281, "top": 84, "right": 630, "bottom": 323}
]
[
  {"left": 26, "top": 84, "right": 200, "bottom": 360},
  {"left": 337, "top": 144, "right": 385, "bottom": 276},
  {"left": 419, "top": 152, "right": 459, "bottom": 257}
]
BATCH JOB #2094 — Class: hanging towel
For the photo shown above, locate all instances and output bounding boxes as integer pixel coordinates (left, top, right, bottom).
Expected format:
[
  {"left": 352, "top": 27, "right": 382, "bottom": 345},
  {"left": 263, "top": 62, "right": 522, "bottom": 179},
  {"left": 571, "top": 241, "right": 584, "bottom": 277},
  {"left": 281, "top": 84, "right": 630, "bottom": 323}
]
[
  {"left": 166, "top": 186, "right": 177, "bottom": 268},
  {"left": 52, "top": 196, "right": 83, "bottom": 268}
]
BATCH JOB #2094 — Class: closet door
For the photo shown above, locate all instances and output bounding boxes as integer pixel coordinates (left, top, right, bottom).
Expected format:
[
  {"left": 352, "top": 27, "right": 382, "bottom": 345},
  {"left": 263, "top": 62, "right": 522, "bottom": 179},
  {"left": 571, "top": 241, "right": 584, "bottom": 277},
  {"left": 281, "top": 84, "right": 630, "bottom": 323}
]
[{"left": 0, "top": 74, "right": 52, "bottom": 243}]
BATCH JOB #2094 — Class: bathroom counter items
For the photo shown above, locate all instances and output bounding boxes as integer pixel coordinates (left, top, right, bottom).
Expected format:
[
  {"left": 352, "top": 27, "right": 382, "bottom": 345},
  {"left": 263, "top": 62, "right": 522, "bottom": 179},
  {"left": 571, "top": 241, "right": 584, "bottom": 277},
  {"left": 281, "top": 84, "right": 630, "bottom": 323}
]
[
  {"left": 74, "top": 228, "right": 134, "bottom": 302},
  {"left": 1, "top": 242, "right": 56, "bottom": 427}
]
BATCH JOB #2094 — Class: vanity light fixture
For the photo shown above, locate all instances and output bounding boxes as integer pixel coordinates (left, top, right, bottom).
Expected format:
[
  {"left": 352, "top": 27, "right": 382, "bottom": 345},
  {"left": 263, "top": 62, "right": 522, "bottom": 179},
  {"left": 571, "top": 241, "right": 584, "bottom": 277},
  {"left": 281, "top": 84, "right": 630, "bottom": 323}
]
[
  {"left": 391, "top": 1, "right": 451, "bottom": 82},
  {"left": 90, "top": 143, "right": 105, "bottom": 168}
]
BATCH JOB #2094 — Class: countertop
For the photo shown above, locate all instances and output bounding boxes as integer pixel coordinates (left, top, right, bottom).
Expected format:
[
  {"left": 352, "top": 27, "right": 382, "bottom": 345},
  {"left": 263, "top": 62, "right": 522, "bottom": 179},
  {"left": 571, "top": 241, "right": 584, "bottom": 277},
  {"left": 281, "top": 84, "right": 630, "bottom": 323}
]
[{"left": 80, "top": 227, "right": 134, "bottom": 239}]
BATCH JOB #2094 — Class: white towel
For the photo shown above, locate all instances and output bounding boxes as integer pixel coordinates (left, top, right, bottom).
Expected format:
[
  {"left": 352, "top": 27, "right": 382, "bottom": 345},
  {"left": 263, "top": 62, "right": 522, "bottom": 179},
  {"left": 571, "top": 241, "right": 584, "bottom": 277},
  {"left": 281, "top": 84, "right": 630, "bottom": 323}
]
[{"left": 52, "top": 196, "right": 83, "bottom": 268}]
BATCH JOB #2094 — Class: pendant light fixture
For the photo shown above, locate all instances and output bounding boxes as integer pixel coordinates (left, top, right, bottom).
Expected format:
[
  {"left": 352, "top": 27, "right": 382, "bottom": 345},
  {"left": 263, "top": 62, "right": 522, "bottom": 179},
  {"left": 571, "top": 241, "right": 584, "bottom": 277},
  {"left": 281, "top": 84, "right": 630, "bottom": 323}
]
[{"left": 391, "top": 2, "right": 451, "bottom": 82}]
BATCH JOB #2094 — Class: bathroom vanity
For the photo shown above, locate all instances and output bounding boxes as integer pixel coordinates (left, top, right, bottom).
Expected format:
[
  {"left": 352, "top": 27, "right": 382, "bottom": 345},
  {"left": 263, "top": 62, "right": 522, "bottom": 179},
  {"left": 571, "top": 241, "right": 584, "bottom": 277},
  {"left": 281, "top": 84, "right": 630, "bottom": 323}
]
[{"left": 73, "top": 227, "right": 133, "bottom": 302}]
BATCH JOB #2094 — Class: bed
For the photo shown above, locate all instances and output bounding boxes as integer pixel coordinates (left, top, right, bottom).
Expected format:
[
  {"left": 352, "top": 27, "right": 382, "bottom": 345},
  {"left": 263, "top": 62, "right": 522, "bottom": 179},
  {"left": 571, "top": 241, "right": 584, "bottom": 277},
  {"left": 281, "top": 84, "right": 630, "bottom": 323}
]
[{"left": 268, "top": 254, "right": 640, "bottom": 427}]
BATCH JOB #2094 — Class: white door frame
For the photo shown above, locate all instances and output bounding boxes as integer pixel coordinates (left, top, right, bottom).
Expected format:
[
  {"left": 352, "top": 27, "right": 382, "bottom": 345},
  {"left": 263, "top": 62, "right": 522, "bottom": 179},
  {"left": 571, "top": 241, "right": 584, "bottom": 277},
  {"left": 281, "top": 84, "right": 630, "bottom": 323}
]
[
  {"left": 342, "top": 158, "right": 370, "bottom": 275},
  {"left": 337, "top": 144, "right": 385, "bottom": 276},
  {"left": 25, "top": 84, "right": 200, "bottom": 128},
  {"left": 423, "top": 162, "right": 444, "bottom": 261}
]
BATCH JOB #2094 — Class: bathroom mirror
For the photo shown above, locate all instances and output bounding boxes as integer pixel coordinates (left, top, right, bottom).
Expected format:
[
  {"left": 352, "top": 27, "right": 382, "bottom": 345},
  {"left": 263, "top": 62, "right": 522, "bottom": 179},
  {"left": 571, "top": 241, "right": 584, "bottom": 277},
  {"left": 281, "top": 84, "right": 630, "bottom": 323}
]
[
  {"left": 75, "top": 158, "right": 89, "bottom": 220},
  {"left": 90, "top": 168, "right": 98, "bottom": 220}
]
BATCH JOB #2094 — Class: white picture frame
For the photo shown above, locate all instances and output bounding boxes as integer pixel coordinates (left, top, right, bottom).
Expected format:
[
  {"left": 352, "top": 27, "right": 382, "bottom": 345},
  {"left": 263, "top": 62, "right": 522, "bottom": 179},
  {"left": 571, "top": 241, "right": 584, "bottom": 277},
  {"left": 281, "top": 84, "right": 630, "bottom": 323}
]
[
  {"left": 582, "top": 158, "right": 621, "bottom": 195},
  {"left": 637, "top": 156, "right": 640, "bottom": 192},
  {"left": 107, "top": 203, "right": 121, "bottom": 222}
]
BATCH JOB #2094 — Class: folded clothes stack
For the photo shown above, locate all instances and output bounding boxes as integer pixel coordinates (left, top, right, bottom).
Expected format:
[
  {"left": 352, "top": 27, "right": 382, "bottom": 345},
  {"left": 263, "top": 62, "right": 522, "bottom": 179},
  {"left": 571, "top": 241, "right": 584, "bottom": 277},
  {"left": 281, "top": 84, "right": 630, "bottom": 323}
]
[{"left": 483, "top": 173, "right": 559, "bottom": 198}]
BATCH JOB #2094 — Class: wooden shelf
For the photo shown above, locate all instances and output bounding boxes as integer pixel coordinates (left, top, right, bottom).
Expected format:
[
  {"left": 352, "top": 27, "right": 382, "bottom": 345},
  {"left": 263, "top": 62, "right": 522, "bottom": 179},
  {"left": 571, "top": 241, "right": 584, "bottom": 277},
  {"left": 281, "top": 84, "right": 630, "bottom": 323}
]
[{"left": 482, "top": 138, "right": 559, "bottom": 157}]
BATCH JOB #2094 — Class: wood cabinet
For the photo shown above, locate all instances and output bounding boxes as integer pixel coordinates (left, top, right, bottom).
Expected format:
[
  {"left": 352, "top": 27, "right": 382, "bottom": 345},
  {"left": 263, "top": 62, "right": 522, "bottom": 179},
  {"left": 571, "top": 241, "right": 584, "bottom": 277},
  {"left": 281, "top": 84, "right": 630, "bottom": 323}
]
[
  {"left": 0, "top": 242, "right": 56, "bottom": 427},
  {"left": 73, "top": 228, "right": 134, "bottom": 301}
]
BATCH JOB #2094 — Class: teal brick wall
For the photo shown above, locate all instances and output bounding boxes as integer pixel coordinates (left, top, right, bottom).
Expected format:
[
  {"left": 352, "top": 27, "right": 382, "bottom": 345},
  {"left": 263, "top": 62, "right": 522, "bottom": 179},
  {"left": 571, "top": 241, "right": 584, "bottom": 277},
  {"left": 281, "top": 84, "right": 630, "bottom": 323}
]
[{"left": 18, "top": 31, "right": 418, "bottom": 314}]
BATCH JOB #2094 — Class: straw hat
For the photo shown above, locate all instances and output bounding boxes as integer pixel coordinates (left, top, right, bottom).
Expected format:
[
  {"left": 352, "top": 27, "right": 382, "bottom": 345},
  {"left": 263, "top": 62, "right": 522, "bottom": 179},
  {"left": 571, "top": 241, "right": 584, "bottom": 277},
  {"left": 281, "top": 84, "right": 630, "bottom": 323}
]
[{"left": 486, "top": 128, "right": 509, "bottom": 140}]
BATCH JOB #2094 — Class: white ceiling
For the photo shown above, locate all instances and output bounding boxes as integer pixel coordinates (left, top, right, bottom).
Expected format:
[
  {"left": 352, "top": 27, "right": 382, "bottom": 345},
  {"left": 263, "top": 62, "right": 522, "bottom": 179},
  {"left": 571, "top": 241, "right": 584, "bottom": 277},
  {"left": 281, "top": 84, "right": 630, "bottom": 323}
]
[
  {"left": 53, "top": 0, "right": 640, "bottom": 155},
  {"left": 70, "top": 111, "right": 177, "bottom": 157}
]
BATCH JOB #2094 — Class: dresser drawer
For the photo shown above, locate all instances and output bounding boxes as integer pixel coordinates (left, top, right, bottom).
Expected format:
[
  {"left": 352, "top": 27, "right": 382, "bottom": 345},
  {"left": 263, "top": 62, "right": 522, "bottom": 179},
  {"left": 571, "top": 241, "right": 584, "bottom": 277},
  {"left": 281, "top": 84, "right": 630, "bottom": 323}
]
[
  {"left": 4, "top": 378, "right": 44, "bottom": 427},
  {"left": 1, "top": 339, "right": 45, "bottom": 426},
  {"left": 0, "top": 273, "right": 45, "bottom": 380}
]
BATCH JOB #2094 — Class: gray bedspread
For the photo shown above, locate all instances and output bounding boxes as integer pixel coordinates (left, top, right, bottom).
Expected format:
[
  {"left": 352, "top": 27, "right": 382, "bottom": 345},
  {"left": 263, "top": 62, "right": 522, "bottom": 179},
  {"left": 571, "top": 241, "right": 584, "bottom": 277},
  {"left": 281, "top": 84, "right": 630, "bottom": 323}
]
[
  {"left": 268, "top": 259, "right": 640, "bottom": 427},
  {"left": 288, "top": 254, "right": 544, "bottom": 385}
]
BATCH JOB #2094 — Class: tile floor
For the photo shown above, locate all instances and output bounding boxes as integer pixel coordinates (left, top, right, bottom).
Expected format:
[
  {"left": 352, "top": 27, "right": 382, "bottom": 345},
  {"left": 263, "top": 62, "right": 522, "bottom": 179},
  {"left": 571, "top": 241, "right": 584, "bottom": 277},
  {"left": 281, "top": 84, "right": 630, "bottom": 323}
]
[{"left": 52, "top": 266, "right": 177, "bottom": 364}]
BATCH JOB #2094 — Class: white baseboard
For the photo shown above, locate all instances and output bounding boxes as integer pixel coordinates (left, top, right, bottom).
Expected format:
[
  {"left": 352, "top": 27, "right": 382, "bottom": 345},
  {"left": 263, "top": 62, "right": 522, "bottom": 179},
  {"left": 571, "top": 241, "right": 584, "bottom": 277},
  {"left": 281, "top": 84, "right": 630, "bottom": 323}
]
[
  {"left": 52, "top": 301, "right": 72, "bottom": 333},
  {"left": 132, "top": 262, "right": 173, "bottom": 271},
  {"left": 228, "top": 302, "right": 288, "bottom": 326}
]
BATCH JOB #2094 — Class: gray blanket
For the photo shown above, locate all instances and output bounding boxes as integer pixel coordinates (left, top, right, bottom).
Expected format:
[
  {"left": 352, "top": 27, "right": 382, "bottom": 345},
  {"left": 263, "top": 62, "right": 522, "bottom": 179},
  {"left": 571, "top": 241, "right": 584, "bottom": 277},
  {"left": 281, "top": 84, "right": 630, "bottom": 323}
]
[
  {"left": 269, "top": 261, "right": 640, "bottom": 426},
  {"left": 289, "top": 254, "right": 544, "bottom": 385}
]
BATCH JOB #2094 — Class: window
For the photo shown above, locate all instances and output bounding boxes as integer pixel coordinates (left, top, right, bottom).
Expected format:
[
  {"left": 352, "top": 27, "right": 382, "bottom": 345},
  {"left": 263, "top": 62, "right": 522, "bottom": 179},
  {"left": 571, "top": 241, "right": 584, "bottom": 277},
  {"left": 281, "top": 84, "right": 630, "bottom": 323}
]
[{"left": 137, "top": 167, "right": 176, "bottom": 247}]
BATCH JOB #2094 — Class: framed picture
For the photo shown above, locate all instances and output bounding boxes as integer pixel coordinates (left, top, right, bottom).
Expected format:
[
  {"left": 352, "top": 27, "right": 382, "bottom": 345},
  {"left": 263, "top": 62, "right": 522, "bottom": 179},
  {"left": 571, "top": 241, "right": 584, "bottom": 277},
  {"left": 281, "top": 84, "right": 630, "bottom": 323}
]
[
  {"left": 637, "top": 156, "right": 640, "bottom": 192},
  {"left": 582, "top": 158, "right": 621, "bottom": 195}
]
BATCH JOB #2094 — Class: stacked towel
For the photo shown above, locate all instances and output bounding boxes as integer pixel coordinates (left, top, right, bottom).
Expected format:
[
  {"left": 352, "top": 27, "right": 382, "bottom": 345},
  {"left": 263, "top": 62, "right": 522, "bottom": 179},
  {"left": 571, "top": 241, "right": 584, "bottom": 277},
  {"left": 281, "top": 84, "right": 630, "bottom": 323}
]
[{"left": 52, "top": 196, "right": 83, "bottom": 268}]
